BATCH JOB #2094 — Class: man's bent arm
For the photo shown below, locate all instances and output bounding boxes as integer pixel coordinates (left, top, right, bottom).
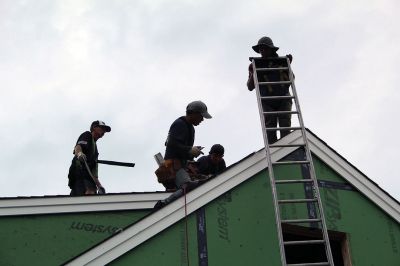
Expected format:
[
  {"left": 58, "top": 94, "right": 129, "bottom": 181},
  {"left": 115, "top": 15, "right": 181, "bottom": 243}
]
[
  {"left": 247, "top": 64, "right": 255, "bottom": 91},
  {"left": 74, "top": 145, "right": 83, "bottom": 156}
]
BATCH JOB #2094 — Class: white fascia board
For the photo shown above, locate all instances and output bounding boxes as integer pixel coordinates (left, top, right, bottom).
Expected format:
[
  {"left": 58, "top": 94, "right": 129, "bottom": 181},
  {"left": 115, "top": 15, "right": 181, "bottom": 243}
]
[
  {"left": 305, "top": 131, "right": 400, "bottom": 223},
  {"left": 0, "top": 193, "right": 171, "bottom": 216},
  {"left": 67, "top": 146, "right": 295, "bottom": 266}
]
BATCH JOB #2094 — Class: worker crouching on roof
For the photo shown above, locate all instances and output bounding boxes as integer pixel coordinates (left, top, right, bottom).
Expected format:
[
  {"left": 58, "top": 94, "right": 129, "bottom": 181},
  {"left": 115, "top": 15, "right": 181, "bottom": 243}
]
[
  {"left": 196, "top": 144, "right": 226, "bottom": 176},
  {"left": 154, "top": 101, "right": 212, "bottom": 209},
  {"left": 68, "top": 120, "right": 111, "bottom": 196},
  {"left": 247, "top": 36, "right": 293, "bottom": 144}
]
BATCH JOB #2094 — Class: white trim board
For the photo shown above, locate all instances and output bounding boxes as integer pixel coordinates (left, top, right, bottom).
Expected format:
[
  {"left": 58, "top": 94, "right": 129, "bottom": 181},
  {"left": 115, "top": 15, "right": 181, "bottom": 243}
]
[
  {"left": 0, "top": 193, "right": 171, "bottom": 216},
  {"left": 305, "top": 131, "right": 400, "bottom": 222},
  {"left": 66, "top": 130, "right": 400, "bottom": 265}
]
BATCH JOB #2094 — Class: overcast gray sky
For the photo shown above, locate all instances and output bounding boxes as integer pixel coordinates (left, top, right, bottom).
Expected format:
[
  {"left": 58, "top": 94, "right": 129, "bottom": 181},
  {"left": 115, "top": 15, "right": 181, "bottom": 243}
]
[{"left": 1, "top": 0, "right": 399, "bottom": 202}]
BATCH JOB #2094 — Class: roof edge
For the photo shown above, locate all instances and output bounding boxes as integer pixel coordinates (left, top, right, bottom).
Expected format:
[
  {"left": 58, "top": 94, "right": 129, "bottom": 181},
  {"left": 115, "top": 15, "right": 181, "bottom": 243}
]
[
  {"left": 305, "top": 130, "right": 400, "bottom": 221},
  {"left": 0, "top": 192, "right": 171, "bottom": 216}
]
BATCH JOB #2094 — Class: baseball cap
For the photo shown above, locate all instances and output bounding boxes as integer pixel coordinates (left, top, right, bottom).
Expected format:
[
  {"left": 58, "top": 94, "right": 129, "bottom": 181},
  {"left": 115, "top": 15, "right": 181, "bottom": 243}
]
[
  {"left": 90, "top": 120, "right": 111, "bottom": 132},
  {"left": 186, "top": 101, "right": 212, "bottom": 119}
]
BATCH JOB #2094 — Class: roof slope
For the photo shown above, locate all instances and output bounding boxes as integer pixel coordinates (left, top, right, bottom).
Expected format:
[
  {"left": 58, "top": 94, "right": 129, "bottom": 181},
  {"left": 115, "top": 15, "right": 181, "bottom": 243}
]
[{"left": 65, "top": 129, "right": 400, "bottom": 265}]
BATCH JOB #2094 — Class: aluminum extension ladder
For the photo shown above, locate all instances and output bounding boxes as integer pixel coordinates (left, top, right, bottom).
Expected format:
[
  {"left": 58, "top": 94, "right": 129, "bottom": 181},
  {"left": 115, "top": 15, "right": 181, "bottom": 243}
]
[{"left": 250, "top": 56, "right": 335, "bottom": 266}]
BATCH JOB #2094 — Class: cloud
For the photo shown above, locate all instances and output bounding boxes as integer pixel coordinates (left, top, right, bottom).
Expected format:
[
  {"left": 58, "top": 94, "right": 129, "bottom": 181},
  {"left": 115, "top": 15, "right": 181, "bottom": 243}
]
[{"left": 0, "top": 0, "right": 398, "bottom": 201}]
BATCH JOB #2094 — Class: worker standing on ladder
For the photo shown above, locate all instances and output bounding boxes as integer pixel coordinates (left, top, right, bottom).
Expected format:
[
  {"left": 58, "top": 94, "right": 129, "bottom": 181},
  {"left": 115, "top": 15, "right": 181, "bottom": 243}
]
[
  {"left": 154, "top": 101, "right": 212, "bottom": 209},
  {"left": 68, "top": 120, "right": 111, "bottom": 195},
  {"left": 247, "top": 36, "right": 293, "bottom": 143}
]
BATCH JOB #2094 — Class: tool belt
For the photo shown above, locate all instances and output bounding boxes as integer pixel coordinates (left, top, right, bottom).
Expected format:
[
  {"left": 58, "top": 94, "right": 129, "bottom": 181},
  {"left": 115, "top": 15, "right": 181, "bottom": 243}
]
[
  {"left": 155, "top": 159, "right": 209, "bottom": 191},
  {"left": 186, "top": 161, "right": 208, "bottom": 181},
  {"left": 155, "top": 159, "right": 182, "bottom": 190}
]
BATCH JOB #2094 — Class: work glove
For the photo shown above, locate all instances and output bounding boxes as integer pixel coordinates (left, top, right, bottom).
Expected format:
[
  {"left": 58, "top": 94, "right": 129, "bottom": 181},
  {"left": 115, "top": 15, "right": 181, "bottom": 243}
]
[
  {"left": 76, "top": 151, "right": 87, "bottom": 162},
  {"left": 286, "top": 54, "right": 293, "bottom": 63},
  {"left": 98, "top": 186, "right": 106, "bottom": 194},
  {"left": 189, "top": 146, "right": 204, "bottom": 158},
  {"left": 93, "top": 177, "right": 106, "bottom": 194}
]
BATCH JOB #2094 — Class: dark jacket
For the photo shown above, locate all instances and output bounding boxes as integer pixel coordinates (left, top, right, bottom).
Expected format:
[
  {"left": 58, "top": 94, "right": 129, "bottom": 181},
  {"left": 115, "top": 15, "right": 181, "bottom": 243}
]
[
  {"left": 164, "top": 117, "right": 195, "bottom": 162},
  {"left": 68, "top": 131, "right": 98, "bottom": 188},
  {"left": 196, "top": 155, "right": 226, "bottom": 176},
  {"left": 249, "top": 53, "right": 291, "bottom": 96}
]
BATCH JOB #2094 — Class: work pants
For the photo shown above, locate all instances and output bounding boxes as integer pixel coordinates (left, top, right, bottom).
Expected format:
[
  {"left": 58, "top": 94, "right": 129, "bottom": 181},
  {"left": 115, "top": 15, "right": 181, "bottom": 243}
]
[
  {"left": 262, "top": 99, "right": 292, "bottom": 144},
  {"left": 162, "top": 168, "right": 199, "bottom": 204}
]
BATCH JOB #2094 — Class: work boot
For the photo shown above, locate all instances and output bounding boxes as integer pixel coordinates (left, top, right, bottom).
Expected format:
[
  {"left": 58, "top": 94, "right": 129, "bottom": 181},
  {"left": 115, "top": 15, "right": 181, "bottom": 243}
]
[{"left": 154, "top": 200, "right": 167, "bottom": 210}]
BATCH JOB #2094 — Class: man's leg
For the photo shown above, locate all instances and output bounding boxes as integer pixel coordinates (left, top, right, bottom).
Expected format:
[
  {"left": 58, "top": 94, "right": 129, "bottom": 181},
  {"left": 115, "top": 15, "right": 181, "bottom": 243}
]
[
  {"left": 155, "top": 168, "right": 200, "bottom": 209},
  {"left": 263, "top": 101, "right": 278, "bottom": 144},
  {"left": 70, "top": 179, "right": 86, "bottom": 196},
  {"left": 278, "top": 99, "right": 292, "bottom": 138},
  {"left": 175, "top": 168, "right": 192, "bottom": 188},
  {"left": 84, "top": 179, "right": 97, "bottom": 195}
]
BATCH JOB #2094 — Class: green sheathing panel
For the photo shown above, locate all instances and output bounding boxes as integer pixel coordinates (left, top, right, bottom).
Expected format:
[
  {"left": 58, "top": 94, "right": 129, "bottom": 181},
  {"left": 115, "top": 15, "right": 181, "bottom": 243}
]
[
  {"left": 112, "top": 216, "right": 200, "bottom": 266},
  {"left": 0, "top": 210, "right": 149, "bottom": 266},
  {"left": 274, "top": 155, "right": 400, "bottom": 264},
  {"left": 205, "top": 175, "right": 281, "bottom": 265},
  {"left": 111, "top": 154, "right": 400, "bottom": 265},
  {"left": 112, "top": 172, "right": 282, "bottom": 266},
  {"left": 274, "top": 163, "right": 311, "bottom": 222},
  {"left": 314, "top": 157, "right": 400, "bottom": 265}
]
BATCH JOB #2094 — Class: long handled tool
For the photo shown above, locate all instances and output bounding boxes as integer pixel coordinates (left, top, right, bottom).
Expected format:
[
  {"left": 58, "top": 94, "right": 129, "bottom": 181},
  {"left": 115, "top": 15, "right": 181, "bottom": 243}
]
[
  {"left": 82, "top": 159, "right": 106, "bottom": 194},
  {"left": 97, "top": 160, "right": 135, "bottom": 168}
]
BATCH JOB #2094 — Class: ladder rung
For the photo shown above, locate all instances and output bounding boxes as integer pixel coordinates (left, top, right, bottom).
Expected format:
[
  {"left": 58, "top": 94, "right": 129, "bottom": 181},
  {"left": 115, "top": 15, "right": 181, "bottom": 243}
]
[
  {"left": 250, "top": 56, "right": 288, "bottom": 61},
  {"left": 266, "top": 126, "right": 302, "bottom": 131},
  {"left": 256, "top": 67, "right": 289, "bottom": 71},
  {"left": 272, "top": 160, "right": 310, "bottom": 165},
  {"left": 269, "top": 143, "right": 305, "bottom": 148},
  {"left": 278, "top": 198, "right": 317, "bottom": 204},
  {"left": 284, "top": 239, "right": 326, "bottom": 245},
  {"left": 259, "top": 81, "right": 292, "bottom": 85},
  {"left": 263, "top": 111, "right": 298, "bottom": 115},
  {"left": 260, "top": 95, "right": 295, "bottom": 100},
  {"left": 249, "top": 56, "right": 288, "bottom": 63},
  {"left": 287, "top": 262, "right": 330, "bottom": 266},
  {"left": 282, "top": 218, "right": 322, "bottom": 223},
  {"left": 275, "top": 179, "right": 314, "bottom": 184}
]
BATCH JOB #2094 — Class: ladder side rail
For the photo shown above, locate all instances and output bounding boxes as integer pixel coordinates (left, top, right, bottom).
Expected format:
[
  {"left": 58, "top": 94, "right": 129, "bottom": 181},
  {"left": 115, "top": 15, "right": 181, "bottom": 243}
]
[
  {"left": 252, "top": 59, "right": 287, "bottom": 266},
  {"left": 286, "top": 58, "right": 335, "bottom": 265}
]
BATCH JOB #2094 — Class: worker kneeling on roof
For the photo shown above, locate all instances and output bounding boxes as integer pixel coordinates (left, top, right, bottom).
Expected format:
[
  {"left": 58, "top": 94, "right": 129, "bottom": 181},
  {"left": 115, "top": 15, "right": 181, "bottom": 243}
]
[
  {"left": 68, "top": 120, "right": 111, "bottom": 196},
  {"left": 154, "top": 101, "right": 211, "bottom": 209},
  {"left": 196, "top": 144, "right": 226, "bottom": 176}
]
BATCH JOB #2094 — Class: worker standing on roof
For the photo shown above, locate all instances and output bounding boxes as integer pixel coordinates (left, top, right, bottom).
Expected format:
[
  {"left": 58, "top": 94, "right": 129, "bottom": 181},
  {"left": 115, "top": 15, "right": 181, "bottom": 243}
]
[
  {"left": 196, "top": 144, "right": 226, "bottom": 176},
  {"left": 247, "top": 36, "right": 293, "bottom": 143},
  {"left": 68, "top": 120, "right": 111, "bottom": 196},
  {"left": 154, "top": 101, "right": 212, "bottom": 209}
]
